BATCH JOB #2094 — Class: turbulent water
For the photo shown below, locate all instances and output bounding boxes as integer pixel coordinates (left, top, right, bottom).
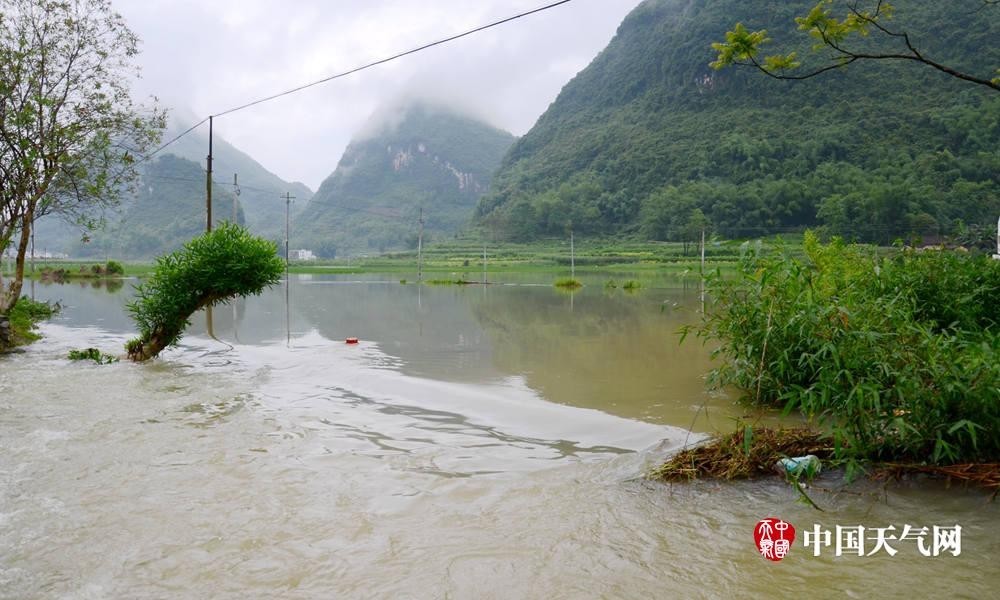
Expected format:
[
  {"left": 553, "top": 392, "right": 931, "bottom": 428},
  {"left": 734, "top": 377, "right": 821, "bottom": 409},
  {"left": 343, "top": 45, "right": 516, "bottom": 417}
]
[{"left": 1, "top": 275, "right": 997, "bottom": 599}]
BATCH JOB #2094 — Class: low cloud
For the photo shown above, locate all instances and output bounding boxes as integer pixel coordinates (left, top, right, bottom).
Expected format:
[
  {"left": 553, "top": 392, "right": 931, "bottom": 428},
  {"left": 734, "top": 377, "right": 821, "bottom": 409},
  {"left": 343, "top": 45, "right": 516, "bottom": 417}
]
[{"left": 116, "top": 0, "right": 642, "bottom": 189}]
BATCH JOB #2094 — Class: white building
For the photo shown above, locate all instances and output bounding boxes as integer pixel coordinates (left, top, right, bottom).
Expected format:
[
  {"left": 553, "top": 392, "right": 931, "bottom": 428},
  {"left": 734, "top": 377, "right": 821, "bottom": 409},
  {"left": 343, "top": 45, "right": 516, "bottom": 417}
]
[{"left": 293, "top": 249, "right": 317, "bottom": 261}]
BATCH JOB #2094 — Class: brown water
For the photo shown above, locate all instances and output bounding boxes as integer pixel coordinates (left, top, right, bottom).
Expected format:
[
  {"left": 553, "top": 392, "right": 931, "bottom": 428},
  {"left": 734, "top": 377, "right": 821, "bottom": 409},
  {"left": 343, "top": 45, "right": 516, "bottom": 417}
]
[{"left": 1, "top": 275, "right": 997, "bottom": 599}]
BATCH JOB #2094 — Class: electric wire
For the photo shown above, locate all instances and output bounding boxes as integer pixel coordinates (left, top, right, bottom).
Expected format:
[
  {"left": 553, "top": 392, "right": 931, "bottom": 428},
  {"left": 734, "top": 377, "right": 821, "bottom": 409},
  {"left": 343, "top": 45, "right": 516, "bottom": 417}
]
[
  {"left": 141, "top": 173, "right": 408, "bottom": 221},
  {"left": 140, "top": 117, "right": 210, "bottom": 163}
]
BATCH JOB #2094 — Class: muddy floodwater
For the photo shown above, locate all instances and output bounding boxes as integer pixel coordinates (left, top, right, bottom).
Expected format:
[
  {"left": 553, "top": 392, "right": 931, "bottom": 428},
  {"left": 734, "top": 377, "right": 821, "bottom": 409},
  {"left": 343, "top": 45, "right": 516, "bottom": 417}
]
[{"left": 1, "top": 274, "right": 997, "bottom": 599}]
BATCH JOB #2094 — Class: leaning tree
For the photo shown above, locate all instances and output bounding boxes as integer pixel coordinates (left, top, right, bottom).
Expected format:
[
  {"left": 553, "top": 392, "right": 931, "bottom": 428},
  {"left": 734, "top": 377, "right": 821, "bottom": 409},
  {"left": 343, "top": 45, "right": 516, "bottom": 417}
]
[{"left": 0, "top": 0, "right": 164, "bottom": 314}]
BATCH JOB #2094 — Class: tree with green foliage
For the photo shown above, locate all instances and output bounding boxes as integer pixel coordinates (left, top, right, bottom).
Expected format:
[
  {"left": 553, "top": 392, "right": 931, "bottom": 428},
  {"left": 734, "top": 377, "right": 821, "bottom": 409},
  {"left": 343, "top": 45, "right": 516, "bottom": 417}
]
[
  {"left": 0, "top": 0, "right": 164, "bottom": 316},
  {"left": 125, "top": 224, "right": 284, "bottom": 362},
  {"left": 680, "top": 208, "right": 710, "bottom": 255},
  {"left": 711, "top": 0, "right": 1000, "bottom": 92}
]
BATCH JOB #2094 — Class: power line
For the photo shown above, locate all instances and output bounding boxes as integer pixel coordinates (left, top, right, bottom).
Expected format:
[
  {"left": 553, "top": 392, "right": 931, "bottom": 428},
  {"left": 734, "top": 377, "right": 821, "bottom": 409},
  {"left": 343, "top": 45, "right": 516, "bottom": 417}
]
[
  {"left": 137, "top": 0, "right": 574, "bottom": 161},
  {"left": 140, "top": 117, "right": 210, "bottom": 163}
]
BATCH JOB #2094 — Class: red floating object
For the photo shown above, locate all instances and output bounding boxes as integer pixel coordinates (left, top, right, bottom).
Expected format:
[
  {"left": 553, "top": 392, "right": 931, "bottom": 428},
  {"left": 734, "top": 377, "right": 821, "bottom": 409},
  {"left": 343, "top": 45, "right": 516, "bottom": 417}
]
[{"left": 346, "top": 337, "right": 359, "bottom": 344}]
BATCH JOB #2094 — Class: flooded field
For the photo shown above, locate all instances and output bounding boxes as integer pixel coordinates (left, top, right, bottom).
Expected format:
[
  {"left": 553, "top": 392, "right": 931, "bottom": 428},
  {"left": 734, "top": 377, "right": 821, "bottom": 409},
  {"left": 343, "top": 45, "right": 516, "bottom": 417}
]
[{"left": 1, "top": 275, "right": 997, "bottom": 598}]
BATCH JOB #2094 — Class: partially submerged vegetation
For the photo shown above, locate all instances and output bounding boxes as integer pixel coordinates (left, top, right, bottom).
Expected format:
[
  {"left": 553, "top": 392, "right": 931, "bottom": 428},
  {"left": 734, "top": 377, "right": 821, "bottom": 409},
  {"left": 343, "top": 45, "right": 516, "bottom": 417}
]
[
  {"left": 553, "top": 277, "right": 582, "bottom": 289},
  {"left": 672, "top": 232, "right": 1000, "bottom": 483},
  {"left": 605, "top": 278, "right": 643, "bottom": 291},
  {"left": 37, "top": 261, "right": 125, "bottom": 282},
  {"left": 125, "top": 224, "right": 284, "bottom": 362},
  {"left": 424, "top": 278, "right": 481, "bottom": 285},
  {"left": 649, "top": 427, "right": 1000, "bottom": 493},
  {"left": 68, "top": 348, "right": 118, "bottom": 364},
  {"left": 0, "top": 297, "right": 58, "bottom": 351}
]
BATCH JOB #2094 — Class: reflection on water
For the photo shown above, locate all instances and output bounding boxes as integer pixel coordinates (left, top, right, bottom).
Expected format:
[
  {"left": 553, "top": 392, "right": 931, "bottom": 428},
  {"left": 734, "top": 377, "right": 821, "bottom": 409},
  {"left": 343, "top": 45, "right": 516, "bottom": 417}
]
[
  {"left": 34, "top": 277, "right": 125, "bottom": 293},
  {"left": 1, "top": 275, "right": 996, "bottom": 598},
  {"left": 29, "top": 274, "right": 749, "bottom": 430}
]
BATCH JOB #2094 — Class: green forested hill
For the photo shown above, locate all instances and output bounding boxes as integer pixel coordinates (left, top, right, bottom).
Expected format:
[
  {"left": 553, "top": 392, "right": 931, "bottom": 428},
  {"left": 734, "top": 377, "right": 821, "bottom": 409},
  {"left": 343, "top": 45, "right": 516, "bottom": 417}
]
[
  {"left": 31, "top": 112, "right": 312, "bottom": 258},
  {"left": 71, "top": 155, "right": 245, "bottom": 258},
  {"left": 295, "top": 103, "right": 515, "bottom": 256},
  {"left": 162, "top": 114, "right": 313, "bottom": 237},
  {"left": 475, "top": 0, "right": 1000, "bottom": 244}
]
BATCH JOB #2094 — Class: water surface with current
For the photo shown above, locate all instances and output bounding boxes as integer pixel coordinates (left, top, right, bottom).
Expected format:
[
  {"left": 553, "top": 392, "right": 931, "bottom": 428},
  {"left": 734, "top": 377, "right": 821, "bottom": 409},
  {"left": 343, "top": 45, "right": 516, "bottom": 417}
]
[{"left": 1, "top": 274, "right": 997, "bottom": 598}]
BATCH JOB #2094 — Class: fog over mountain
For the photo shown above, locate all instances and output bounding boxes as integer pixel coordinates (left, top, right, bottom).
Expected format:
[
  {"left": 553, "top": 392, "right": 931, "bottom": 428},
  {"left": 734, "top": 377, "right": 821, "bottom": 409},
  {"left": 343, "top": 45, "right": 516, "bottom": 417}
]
[
  {"left": 295, "top": 101, "right": 515, "bottom": 256},
  {"left": 114, "top": 0, "right": 644, "bottom": 189}
]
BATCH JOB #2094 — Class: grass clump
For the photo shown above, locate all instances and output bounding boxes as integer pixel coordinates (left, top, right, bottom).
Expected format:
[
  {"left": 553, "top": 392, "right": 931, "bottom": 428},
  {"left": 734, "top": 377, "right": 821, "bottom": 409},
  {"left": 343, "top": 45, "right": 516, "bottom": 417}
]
[
  {"left": 553, "top": 277, "right": 582, "bottom": 289},
  {"left": 425, "top": 278, "right": 481, "bottom": 285},
  {"left": 126, "top": 223, "right": 284, "bottom": 362},
  {"left": 68, "top": 348, "right": 118, "bottom": 364},
  {"left": 622, "top": 279, "right": 642, "bottom": 290},
  {"left": 426, "top": 279, "right": 463, "bottom": 285},
  {"left": 691, "top": 232, "right": 1000, "bottom": 473}
]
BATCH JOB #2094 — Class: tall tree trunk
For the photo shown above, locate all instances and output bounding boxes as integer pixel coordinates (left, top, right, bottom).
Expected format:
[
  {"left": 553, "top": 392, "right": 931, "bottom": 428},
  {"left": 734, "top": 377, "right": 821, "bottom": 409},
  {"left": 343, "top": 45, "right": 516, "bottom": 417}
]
[{"left": 0, "top": 209, "right": 33, "bottom": 315}]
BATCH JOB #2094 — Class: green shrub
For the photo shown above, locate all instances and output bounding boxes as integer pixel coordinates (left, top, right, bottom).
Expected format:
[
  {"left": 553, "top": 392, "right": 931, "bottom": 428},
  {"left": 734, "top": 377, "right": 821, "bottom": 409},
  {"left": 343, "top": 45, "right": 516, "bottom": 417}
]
[
  {"left": 622, "top": 279, "right": 642, "bottom": 290},
  {"left": 694, "top": 232, "right": 1000, "bottom": 468},
  {"left": 553, "top": 277, "right": 582, "bottom": 289},
  {"left": 126, "top": 223, "right": 284, "bottom": 361},
  {"left": 105, "top": 260, "right": 125, "bottom": 276}
]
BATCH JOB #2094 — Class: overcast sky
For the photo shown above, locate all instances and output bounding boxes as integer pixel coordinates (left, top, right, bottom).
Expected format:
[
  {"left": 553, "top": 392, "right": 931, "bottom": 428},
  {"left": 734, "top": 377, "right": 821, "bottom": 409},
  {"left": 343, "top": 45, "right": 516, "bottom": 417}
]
[{"left": 115, "top": 0, "right": 644, "bottom": 190}]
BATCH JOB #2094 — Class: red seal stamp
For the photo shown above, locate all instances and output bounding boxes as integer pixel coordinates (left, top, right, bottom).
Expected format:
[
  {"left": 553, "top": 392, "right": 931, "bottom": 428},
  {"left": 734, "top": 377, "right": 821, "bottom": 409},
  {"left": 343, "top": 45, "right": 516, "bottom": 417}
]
[{"left": 755, "top": 518, "right": 795, "bottom": 561}]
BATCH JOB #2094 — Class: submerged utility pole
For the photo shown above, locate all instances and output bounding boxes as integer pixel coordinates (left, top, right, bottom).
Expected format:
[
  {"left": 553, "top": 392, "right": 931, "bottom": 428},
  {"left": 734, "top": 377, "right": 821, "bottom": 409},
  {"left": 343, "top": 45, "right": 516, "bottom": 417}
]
[
  {"left": 417, "top": 206, "right": 424, "bottom": 282},
  {"left": 29, "top": 215, "right": 34, "bottom": 276},
  {"left": 206, "top": 116, "right": 214, "bottom": 232},
  {"left": 284, "top": 191, "right": 295, "bottom": 347},
  {"left": 283, "top": 192, "right": 295, "bottom": 269},
  {"left": 570, "top": 226, "right": 575, "bottom": 279},
  {"left": 700, "top": 228, "right": 706, "bottom": 274},
  {"left": 29, "top": 215, "right": 34, "bottom": 300}
]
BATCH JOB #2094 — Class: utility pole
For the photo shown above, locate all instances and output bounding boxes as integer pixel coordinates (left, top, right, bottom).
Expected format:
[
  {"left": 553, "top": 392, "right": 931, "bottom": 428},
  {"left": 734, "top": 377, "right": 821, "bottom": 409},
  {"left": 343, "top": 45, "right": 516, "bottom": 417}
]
[
  {"left": 482, "top": 239, "right": 487, "bottom": 284},
  {"left": 29, "top": 215, "right": 34, "bottom": 276},
  {"left": 284, "top": 191, "right": 295, "bottom": 347},
  {"left": 993, "top": 215, "right": 1000, "bottom": 260},
  {"left": 232, "top": 173, "right": 240, "bottom": 224},
  {"left": 417, "top": 206, "right": 424, "bottom": 283},
  {"left": 700, "top": 228, "right": 706, "bottom": 275},
  {"left": 570, "top": 225, "right": 575, "bottom": 280},
  {"left": 284, "top": 192, "right": 295, "bottom": 269},
  {"left": 206, "top": 116, "right": 214, "bottom": 232},
  {"left": 29, "top": 215, "right": 35, "bottom": 300}
]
